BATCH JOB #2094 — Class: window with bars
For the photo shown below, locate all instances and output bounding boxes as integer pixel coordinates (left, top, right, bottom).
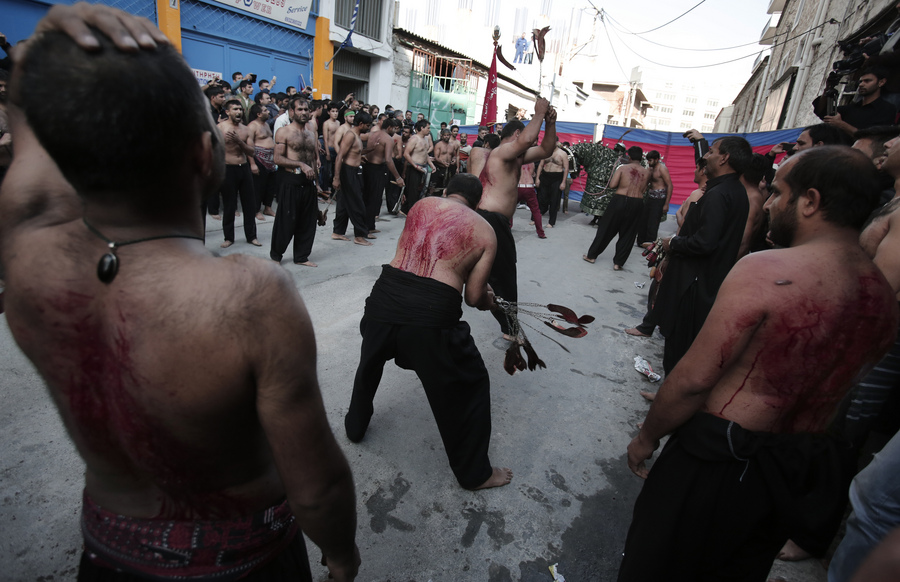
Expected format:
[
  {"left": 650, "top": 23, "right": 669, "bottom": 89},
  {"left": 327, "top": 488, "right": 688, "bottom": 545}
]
[{"left": 336, "top": 0, "right": 383, "bottom": 41}]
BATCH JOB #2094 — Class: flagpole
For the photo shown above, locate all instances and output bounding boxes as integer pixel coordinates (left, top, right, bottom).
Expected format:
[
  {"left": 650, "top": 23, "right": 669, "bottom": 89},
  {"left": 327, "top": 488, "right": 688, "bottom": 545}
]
[
  {"left": 325, "top": 0, "right": 360, "bottom": 70},
  {"left": 480, "top": 26, "right": 501, "bottom": 129}
]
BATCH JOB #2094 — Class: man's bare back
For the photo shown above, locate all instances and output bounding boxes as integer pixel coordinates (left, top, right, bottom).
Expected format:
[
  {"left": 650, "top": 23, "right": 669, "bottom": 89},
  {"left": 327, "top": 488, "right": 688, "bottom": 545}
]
[{"left": 609, "top": 161, "right": 650, "bottom": 199}]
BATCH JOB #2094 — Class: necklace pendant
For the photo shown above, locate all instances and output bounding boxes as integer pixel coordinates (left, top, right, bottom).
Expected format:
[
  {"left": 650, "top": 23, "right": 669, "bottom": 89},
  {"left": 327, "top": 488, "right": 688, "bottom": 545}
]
[{"left": 97, "top": 253, "right": 119, "bottom": 284}]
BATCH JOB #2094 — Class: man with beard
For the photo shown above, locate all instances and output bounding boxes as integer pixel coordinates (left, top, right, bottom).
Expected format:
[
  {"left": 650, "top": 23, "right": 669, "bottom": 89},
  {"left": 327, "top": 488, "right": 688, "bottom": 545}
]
[
  {"left": 271, "top": 97, "right": 320, "bottom": 266},
  {"left": 218, "top": 99, "right": 261, "bottom": 248},
  {"left": 820, "top": 67, "right": 898, "bottom": 135},
  {"left": 620, "top": 146, "right": 898, "bottom": 581}
]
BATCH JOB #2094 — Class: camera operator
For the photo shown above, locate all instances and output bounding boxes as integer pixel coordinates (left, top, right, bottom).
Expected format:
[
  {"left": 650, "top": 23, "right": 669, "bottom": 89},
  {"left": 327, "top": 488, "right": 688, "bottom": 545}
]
[{"left": 814, "top": 67, "right": 898, "bottom": 136}]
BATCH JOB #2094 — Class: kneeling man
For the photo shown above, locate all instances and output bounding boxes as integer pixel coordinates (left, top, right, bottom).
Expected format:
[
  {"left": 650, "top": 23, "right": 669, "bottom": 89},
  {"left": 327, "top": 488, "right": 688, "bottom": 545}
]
[{"left": 344, "top": 173, "right": 512, "bottom": 490}]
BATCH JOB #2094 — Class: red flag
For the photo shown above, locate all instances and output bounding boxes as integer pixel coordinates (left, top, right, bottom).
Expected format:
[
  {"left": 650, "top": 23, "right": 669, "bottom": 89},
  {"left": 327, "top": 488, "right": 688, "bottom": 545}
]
[{"left": 480, "top": 47, "right": 498, "bottom": 128}]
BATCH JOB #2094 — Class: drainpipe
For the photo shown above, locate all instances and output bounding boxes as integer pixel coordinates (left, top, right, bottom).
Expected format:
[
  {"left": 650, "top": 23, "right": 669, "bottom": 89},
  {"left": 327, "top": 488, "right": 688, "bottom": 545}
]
[{"left": 784, "top": 0, "right": 832, "bottom": 128}]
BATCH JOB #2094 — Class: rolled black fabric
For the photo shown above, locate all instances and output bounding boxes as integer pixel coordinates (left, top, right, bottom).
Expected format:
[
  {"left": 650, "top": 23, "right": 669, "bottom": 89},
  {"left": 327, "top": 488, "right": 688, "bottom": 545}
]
[{"left": 365, "top": 265, "right": 462, "bottom": 327}]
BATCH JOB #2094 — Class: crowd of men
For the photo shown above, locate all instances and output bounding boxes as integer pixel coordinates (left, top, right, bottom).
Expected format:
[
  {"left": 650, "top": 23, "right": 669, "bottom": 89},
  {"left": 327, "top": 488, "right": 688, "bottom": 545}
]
[{"left": 3, "top": 4, "right": 900, "bottom": 582}]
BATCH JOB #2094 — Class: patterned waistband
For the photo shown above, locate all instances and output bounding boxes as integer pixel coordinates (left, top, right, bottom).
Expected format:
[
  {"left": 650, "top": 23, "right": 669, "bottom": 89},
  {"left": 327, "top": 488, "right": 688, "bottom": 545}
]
[
  {"left": 254, "top": 147, "right": 276, "bottom": 172},
  {"left": 647, "top": 188, "right": 667, "bottom": 199},
  {"left": 81, "top": 492, "right": 298, "bottom": 581}
]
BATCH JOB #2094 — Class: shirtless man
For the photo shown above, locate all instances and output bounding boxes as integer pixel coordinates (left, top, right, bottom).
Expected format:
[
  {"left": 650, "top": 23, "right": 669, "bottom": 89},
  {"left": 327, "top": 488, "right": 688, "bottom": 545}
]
[
  {"left": 582, "top": 146, "right": 649, "bottom": 270},
  {"left": 384, "top": 119, "right": 406, "bottom": 214},
  {"left": 636, "top": 150, "right": 673, "bottom": 246},
  {"left": 362, "top": 117, "right": 404, "bottom": 231},
  {"left": 344, "top": 173, "right": 512, "bottom": 490},
  {"left": 321, "top": 102, "right": 341, "bottom": 196},
  {"left": 218, "top": 99, "right": 262, "bottom": 248},
  {"left": 535, "top": 142, "right": 569, "bottom": 227},
  {"left": 470, "top": 98, "right": 557, "bottom": 339},
  {"left": 247, "top": 104, "right": 276, "bottom": 219},
  {"left": 270, "top": 97, "right": 320, "bottom": 266},
  {"left": 332, "top": 111, "right": 373, "bottom": 246},
  {"left": 737, "top": 153, "right": 770, "bottom": 257},
  {"left": 0, "top": 6, "right": 358, "bottom": 580},
  {"left": 618, "top": 146, "right": 898, "bottom": 581},
  {"left": 432, "top": 128, "right": 455, "bottom": 192},
  {"left": 332, "top": 110, "right": 355, "bottom": 158},
  {"left": 402, "top": 119, "right": 435, "bottom": 214}
]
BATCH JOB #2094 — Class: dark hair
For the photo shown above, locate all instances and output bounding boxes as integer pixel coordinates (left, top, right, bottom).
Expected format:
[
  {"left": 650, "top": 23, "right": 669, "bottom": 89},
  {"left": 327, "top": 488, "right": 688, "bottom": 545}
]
[
  {"left": 16, "top": 29, "right": 212, "bottom": 198},
  {"left": 860, "top": 66, "right": 889, "bottom": 82},
  {"left": 406, "top": 110, "right": 412, "bottom": 114},
  {"left": 478, "top": 125, "right": 488, "bottom": 132},
  {"left": 696, "top": 157, "right": 707, "bottom": 170},
  {"left": 782, "top": 146, "right": 881, "bottom": 230},
  {"left": 249, "top": 104, "right": 263, "bottom": 121},
  {"left": 289, "top": 95, "right": 308, "bottom": 111},
  {"left": 238, "top": 80, "right": 252, "bottom": 90},
  {"left": 483, "top": 134, "right": 501, "bottom": 149},
  {"left": 627, "top": 146, "right": 643, "bottom": 161},
  {"left": 500, "top": 120, "right": 524, "bottom": 139},
  {"left": 414, "top": 119, "right": 430, "bottom": 132},
  {"left": 274, "top": 92, "right": 288, "bottom": 102},
  {"left": 286, "top": 85, "right": 295, "bottom": 92},
  {"left": 224, "top": 98, "right": 243, "bottom": 111},
  {"left": 445, "top": 173, "right": 482, "bottom": 208},
  {"left": 353, "top": 111, "right": 373, "bottom": 127},
  {"left": 646, "top": 150, "right": 660, "bottom": 160},
  {"left": 804, "top": 123, "right": 853, "bottom": 147},
  {"left": 232, "top": 71, "right": 242, "bottom": 81},
  {"left": 712, "top": 135, "right": 752, "bottom": 174},
  {"left": 440, "top": 128, "right": 451, "bottom": 135},
  {"left": 205, "top": 86, "right": 224, "bottom": 100},
  {"left": 451, "top": 125, "right": 459, "bottom": 131},
  {"left": 440, "top": 122, "right": 448, "bottom": 127},
  {"left": 328, "top": 100, "right": 341, "bottom": 111},
  {"left": 853, "top": 125, "right": 900, "bottom": 159},
  {"left": 217, "top": 80, "right": 232, "bottom": 91},
  {"left": 387, "top": 118, "right": 402, "bottom": 129},
  {"left": 378, "top": 113, "right": 387, "bottom": 121},
  {"left": 253, "top": 91, "right": 268, "bottom": 104},
  {"left": 259, "top": 78, "right": 269, "bottom": 86},
  {"left": 742, "top": 153, "right": 772, "bottom": 185}
]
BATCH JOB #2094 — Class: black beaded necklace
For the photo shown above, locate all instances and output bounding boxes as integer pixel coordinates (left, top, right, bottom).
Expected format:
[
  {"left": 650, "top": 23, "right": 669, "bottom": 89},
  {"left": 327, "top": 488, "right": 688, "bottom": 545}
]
[{"left": 83, "top": 218, "right": 204, "bottom": 284}]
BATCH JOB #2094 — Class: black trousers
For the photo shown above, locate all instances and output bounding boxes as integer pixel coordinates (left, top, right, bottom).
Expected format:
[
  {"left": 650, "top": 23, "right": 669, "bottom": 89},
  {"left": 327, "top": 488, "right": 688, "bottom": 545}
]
[
  {"left": 402, "top": 165, "right": 425, "bottom": 214},
  {"left": 636, "top": 196, "right": 666, "bottom": 245},
  {"left": 432, "top": 166, "right": 448, "bottom": 193},
  {"left": 319, "top": 142, "right": 335, "bottom": 193},
  {"left": 537, "top": 171, "right": 564, "bottom": 226},
  {"left": 363, "top": 162, "right": 388, "bottom": 230},
  {"left": 270, "top": 172, "right": 318, "bottom": 263},
  {"left": 585, "top": 195, "right": 643, "bottom": 266},
  {"left": 333, "top": 165, "right": 369, "bottom": 238},
  {"left": 252, "top": 161, "right": 277, "bottom": 209},
  {"left": 476, "top": 210, "right": 517, "bottom": 336},
  {"left": 345, "top": 318, "right": 493, "bottom": 490},
  {"left": 385, "top": 157, "right": 404, "bottom": 214},
  {"left": 222, "top": 163, "right": 258, "bottom": 243},
  {"left": 78, "top": 531, "right": 312, "bottom": 582}
]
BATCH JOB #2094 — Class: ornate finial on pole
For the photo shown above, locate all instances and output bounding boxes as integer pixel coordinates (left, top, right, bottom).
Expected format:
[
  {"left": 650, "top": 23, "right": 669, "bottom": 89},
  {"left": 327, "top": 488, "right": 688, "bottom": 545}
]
[{"left": 493, "top": 25, "right": 500, "bottom": 47}]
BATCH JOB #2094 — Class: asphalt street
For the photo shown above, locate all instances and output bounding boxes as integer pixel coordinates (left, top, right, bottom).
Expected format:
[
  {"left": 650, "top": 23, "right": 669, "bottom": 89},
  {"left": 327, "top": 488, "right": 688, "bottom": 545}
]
[{"left": 1, "top": 197, "right": 828, "bottom": 581}]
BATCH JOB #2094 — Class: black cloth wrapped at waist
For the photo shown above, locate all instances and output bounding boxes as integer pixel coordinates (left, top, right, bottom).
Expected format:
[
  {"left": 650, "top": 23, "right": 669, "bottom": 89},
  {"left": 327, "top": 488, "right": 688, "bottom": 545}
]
[
  {"left": 365, "top": 264, "right": 462, "bottom": 327},
  {"left": 80, "top": 491, "right": 298, "bottom": 581},
  {"left": 674, "top": 412, "right": 855, "bottom": 554}
]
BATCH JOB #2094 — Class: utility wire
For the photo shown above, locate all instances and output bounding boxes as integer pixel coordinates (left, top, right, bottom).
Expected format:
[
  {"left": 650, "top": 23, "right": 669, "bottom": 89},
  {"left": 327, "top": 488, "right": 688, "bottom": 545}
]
[
  {"left": 628, "top": 0, "right": 707, "bottom": 35},
  {"left": 602, "top": 15, "right": 832, "bottom": 70},
  {"left": 604, "top": 11, "right": 829, "bottom": 54},
  {"left": 600, "top": 13, "right": 630, "bottom": 80}
]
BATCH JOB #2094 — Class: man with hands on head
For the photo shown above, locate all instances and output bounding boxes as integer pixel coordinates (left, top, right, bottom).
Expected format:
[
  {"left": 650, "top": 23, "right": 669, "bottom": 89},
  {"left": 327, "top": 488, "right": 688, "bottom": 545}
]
[{"left": 0, "top": 4, "right": 359, "bottom": 580}]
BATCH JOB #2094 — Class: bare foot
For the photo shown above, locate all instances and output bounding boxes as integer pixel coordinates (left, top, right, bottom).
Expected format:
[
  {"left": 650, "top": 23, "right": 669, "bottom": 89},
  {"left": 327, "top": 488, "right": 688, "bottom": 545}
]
[
  {"left": 248, "top": 239, "right": 262, "bottom": 247},
  {"left": 354, "top": 237, "right": 373, "bottom": 246},
  {"left": 366, "top": 234, "right": 377, "bottom": 239},
  {"left": 502, "top": 334, "right": 516, "bottom": 342},
  {"left": 637, "top": 422, "right": 644, "bottom": 429},
  {"left": 547, "top": 224, "right": 554, "bottom": 228},
  {"left": 613, "top": 264, "right": 623, "bottom": 271},
  {"left": 777, "top": 539, "right": 811, "bottom": 562},
  {"left": 210, "top": 214, "right": 222, "bottom": 221},
  {"left": 529, "top": 220, "right": 535, "bottom": 225},
  {"left": 472, "top": 466, "right": 513, "bottom": 490},
  {"left": 640, "top": 390, "right": 656, "bottom": 402},
  {"left": 625, "top": 328, "right": 651, "bottom": 337},
  {"left": 235, "top": 211, "right": 241, "bottom": 217},
  {"left": 256, "top": 213, "right": 266, "bottom": 221},
  {"left": 582, "top": 255, "right": 595, "bottom": 264},
  {"left": 370, "top": 229, "right": 381, "bottom": 233},
  {"left": 220, "top": 240, "right": 234, "bottom": 248},
  {"left": 294, "top": 261, "right": 318, "bottom": 267},
  {"left": 331, "top": 234, "right": 350, "bottom": 241},
  {"left": 263, "top": 207, "right": 276, "bottom": 217}
]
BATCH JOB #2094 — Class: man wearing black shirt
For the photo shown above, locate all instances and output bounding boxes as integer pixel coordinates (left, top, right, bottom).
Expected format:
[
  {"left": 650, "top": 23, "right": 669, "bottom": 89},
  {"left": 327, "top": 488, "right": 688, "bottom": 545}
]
[
  {"left": 652, "top": 136, "right": 751, "bottom": 374},
  {"left": 823, "top": 67, "right": 898, "bottom": 135}
]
